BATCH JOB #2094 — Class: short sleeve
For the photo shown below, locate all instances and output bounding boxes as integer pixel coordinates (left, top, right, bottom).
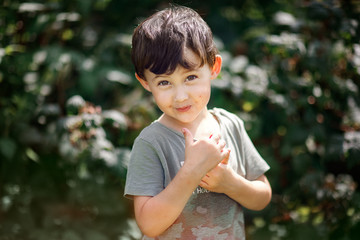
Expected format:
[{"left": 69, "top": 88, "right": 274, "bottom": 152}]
[
  {"left": 240, "top": 122, "right": 270, "bottom": 180},
  {"left": 124, "top": 138, "right": 165, "bottom": 199},
  {"left": 213, "top": 108, "right": 270, "bottom": 181}
]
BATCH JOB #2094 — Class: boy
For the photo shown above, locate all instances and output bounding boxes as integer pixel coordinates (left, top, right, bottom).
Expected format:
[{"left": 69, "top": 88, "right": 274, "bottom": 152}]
[{"left": 124, "top": 5, "right": 271, "bottom": 239}]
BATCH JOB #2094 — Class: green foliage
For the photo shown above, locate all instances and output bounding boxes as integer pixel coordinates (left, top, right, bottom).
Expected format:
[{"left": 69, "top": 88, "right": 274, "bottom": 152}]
[
  {"left": 1, "top": 0, "right": 360, "bottom": 239},
  {"left": 0, "top": 0, "right": 158, "bottom": 238},
  {"left": 207, "top": 1, "right": 360, "bottom": 239}
]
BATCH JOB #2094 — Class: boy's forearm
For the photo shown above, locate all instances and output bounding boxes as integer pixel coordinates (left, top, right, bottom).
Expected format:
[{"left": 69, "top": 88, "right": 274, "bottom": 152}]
[
  {"left": 135, "top": 165, "right": 202, "bottom": 237},
  {"left": 224, "top": 172, "right": 272, "bottom": 211}
]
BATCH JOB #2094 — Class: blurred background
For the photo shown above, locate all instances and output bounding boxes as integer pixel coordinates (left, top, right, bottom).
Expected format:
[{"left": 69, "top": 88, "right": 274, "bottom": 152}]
[{"left": 1, "top": 0, "right": 360, "bottom": 239}]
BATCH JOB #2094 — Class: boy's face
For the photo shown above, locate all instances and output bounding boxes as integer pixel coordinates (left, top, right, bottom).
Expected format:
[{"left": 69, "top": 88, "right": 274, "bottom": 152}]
[{"left": 136, "top": 49, "right": 221, "bottom": 127}]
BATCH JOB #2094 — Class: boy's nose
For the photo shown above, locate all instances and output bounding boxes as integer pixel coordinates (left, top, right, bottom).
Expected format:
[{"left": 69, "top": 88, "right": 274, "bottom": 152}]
[{"left": 174, "top": 87, "right": 189, "bottom": 102}]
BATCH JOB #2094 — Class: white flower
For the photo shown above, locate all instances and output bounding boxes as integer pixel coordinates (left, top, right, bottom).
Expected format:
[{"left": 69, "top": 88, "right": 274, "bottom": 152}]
[
  {"left": 245, "top": 65, "right": 268, "bottom": 95},
  {"left": 229, "top": 55, "right": 249, "bottom": 73},
  {"left": 107, "top": 70, "right": 132, "bottom": 85},
  {"left": 56, "top": 12, "right": 81, "bottom": 22},
  {"left": 267, "top": 33, "right": 306, "bottom": 54},
  {"left": 18, "top": 3, "right": 45, "bottom": 12},
  {"left": 102, "top": 110, "right": 127, "bottom": 129},
  {"left": 273, "top": 11, "right": 297, "bottom": 28},
  {"left": 231, "top": 76, "right": 245, "bottom": 96}
]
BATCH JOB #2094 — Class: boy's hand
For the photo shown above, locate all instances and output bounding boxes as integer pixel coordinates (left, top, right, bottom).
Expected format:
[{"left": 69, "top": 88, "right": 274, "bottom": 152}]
[
  {"left": 182, "top": 128, "right": 230, "bottom": 178},
  {"left": 199, "top": 150, "right": 233, "bottom": 193}
]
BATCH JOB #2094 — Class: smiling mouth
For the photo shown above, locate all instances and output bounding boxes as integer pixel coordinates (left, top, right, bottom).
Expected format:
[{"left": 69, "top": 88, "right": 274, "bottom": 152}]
[{"left": 176, "top": 105, "right": 191, "bottom": 112}]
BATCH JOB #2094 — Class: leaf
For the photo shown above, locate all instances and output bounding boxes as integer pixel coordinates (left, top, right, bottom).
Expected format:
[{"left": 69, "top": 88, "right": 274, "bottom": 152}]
[{"left": 26, "top": 148, "right": 39, "bottom": 162}]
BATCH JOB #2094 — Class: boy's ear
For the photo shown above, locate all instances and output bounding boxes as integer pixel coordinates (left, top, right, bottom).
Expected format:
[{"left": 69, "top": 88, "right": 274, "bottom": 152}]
[
  {"left": 211, "top": 55, "right": 222, "bottom": 80},
  {"left": 135, "top": 73, "right": 151, "bottom": 92}
]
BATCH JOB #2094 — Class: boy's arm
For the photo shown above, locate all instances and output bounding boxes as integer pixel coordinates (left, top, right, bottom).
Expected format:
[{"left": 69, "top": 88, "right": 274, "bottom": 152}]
[
  {"left": 200, "top": 162, "right": 272, "bottom": 210},
  {"left": 133, "top": 128, "right": 230, "bottom": 237},
  {"left": 134, "top": 166, "right": 200, "bottom": 237}
]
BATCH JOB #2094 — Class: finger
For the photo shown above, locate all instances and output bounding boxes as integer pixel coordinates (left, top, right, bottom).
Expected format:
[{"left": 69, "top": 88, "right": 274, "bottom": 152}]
[
  {"left": 182, "top": 128, "right": 193, "bottom": 147},
  {"left": 218, "top": 139, "right": 226, "bottom": 149},
  {"left": 200, "top": 180, "right": 208, "bottom": 188},
  {"left": 200, "top": 175, "right": 209, "bottom": 183},
  {"left": 210, "top": 133, "right": 221, "bottom": 143},
  {"left": 221, "top": 149, "right": 231, "bottom": 165}
]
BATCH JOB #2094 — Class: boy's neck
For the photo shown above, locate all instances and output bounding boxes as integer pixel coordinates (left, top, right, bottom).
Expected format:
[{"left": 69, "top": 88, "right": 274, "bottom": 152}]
[{"left": 158, "top": 108, "right": 220, "bottom": 139}]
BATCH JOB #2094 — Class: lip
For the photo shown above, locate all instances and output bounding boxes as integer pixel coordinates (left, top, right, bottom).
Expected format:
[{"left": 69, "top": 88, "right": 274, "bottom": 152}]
[{"left": 176, "top": 105, "right": 191, "bottom": 112}]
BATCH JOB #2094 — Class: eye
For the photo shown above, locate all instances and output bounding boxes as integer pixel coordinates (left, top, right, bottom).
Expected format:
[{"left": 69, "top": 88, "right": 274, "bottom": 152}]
[
  {"left": 186, "top": 75, "right": 198, "bottom": 81},
  {"left": 158, "top": 80, "right": 170, "bottom": 86}
]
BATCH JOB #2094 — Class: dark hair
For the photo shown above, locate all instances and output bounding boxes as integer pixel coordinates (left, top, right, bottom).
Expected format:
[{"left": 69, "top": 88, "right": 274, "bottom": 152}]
[{"left": 131, "top": 5, "right": 218, "bottom": 79}]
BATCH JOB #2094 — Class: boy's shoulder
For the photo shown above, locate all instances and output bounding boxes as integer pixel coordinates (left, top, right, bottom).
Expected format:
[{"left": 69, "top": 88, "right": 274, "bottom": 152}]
[
  {"left": 135, "top": 120, "right": 183, "bottom": 144},
  {"left": 211, "top": 107, "right": 244, "bottom": 125},
  {"left": 136, "top": 121, "right": 162, "bottom": 140}
]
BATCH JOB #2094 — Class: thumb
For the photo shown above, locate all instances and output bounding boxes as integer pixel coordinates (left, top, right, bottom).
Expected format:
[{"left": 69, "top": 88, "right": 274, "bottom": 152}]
[
  {"left": 221, "top": 149, "right": 231, "bottom": 165},
  {"left": 182, "top": 128, "right": 193, "bottom": 147}
]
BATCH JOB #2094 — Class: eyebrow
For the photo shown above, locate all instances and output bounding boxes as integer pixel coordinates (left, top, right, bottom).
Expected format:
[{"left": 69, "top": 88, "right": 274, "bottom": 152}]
[{"left": 150, "top": 74, "right": 169, "bottom": 81}]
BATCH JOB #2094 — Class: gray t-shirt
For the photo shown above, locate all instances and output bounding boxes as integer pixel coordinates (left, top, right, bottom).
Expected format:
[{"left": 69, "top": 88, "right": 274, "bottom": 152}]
[{"left": 125, "top": 108, "right": 270, "bottom": 239}]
